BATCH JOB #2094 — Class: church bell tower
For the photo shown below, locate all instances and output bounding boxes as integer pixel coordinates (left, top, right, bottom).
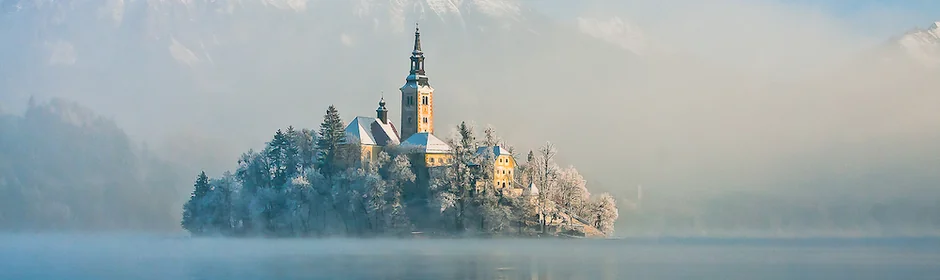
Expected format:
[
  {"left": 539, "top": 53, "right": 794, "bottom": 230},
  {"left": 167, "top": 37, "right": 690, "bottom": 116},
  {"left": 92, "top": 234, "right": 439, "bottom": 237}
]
[{"left": 400, "top": 24, "right": 435, "bottom": 141}]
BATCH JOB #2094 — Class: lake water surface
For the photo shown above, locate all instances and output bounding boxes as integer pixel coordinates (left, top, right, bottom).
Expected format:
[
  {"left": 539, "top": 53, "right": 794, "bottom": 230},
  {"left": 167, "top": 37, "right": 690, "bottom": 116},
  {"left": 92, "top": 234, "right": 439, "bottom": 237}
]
[{"left": 1, "top": 234, "right": 938, "bottom": 280}]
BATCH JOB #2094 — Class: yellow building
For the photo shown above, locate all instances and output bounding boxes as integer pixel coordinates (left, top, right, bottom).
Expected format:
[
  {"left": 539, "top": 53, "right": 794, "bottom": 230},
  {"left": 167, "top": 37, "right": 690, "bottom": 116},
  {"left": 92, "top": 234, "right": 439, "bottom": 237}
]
[{"left": 475, "top": 146, "right": 518, "bottom": 194}]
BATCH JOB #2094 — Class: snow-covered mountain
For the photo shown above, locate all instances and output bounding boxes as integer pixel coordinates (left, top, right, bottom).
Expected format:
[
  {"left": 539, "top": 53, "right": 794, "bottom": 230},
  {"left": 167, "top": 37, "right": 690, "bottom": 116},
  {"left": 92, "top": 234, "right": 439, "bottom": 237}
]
[
  {"left": 576, "top": 16, "right": 650, "bottom": 56},
  {"left": 892, "top": 21, "right": 940, "bottom": 67}
]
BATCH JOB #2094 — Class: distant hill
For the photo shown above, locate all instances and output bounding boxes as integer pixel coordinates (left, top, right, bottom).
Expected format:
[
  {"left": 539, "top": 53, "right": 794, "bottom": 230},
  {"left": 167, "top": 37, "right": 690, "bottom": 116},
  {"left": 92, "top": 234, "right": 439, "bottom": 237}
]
[{"left": 0, "top": 98, "right": 187, "bottom": 231}]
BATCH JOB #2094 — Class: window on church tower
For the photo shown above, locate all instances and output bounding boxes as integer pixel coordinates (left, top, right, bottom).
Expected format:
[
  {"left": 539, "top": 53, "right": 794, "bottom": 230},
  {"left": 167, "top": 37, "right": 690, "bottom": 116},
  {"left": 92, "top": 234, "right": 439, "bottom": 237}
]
[
  {"left": 422, "top": 117, "right": 428, "bottom": 123},
  {"left": 422, "top": 96, "right": 428, "bottom": 105}
]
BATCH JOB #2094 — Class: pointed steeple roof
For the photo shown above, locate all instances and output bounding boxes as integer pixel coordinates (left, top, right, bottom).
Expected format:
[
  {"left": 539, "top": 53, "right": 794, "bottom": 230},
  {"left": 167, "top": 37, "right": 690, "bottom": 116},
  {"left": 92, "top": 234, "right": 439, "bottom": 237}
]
[{"left": 412, "top": 22, "right": 423, "bottom": 56}]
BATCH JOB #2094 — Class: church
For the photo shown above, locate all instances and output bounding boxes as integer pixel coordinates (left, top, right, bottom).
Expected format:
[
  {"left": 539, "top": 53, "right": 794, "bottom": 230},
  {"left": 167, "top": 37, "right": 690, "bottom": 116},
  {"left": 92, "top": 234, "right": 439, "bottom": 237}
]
[{"left": 343, "top": 25, "right": 521, "bottom": 196}]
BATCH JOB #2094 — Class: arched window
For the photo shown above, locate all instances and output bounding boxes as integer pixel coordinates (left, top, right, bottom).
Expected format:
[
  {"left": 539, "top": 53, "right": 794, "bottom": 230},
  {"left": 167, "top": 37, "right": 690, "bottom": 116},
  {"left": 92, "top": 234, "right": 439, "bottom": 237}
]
[{"left": 422, "top": 96, "right": 429, "bottom": 105}]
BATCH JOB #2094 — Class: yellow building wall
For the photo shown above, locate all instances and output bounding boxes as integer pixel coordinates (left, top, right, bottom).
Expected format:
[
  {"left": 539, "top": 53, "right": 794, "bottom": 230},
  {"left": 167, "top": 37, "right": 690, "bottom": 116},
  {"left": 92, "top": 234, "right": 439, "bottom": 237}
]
[
  {"left": 417, "top": 91, "right": 434, "bottom": 134},
  {"left": 492, "top": 154, "right": 516, "bottom": 191},
  {"left": 424, "top": 153, "right": 451, "bottom": 167},
  {"left": 358, "top": 145, "right": 387, "bottom": 163}
]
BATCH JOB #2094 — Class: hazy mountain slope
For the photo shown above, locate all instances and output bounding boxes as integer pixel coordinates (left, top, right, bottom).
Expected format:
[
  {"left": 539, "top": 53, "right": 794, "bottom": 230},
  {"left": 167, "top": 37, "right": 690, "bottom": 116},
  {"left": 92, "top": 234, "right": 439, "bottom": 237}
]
[
  {"left": 894, "top": 21, "right": 940, "bottom": 67},
  {"left": 0, "top": 98, "right": 186, "bottom": 231}
]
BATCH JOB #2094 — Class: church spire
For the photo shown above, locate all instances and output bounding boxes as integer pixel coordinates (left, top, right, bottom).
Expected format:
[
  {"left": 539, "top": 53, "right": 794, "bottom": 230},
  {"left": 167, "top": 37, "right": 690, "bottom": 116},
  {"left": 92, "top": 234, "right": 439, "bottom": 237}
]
[
  {"left": 400, "top": 22, "right": 435, "bottom": 141},
  {"left": 376, "top": 95, "right": 388, "bottom": 124},
  {"left": 409, "top": 22, "right": 426, "bottom": 78},
  {"left": 412, "top": 23, "right": 423, "bottom": 55}
]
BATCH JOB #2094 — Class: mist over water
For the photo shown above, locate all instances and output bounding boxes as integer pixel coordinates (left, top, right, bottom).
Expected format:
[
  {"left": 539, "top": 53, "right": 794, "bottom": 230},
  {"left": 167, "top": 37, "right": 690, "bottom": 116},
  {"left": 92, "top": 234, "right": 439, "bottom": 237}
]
[{"left": 2, "top": 234, "right": 939, "bottom": 280}]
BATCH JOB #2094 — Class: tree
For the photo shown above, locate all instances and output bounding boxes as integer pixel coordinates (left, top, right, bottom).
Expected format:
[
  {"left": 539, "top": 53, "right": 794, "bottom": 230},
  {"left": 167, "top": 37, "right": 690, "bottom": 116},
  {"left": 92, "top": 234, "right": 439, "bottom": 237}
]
[
  {"left": 478, "top": 184, "right": 514, "bottom": 233},
  {"left": 289, "top": 128, "right": 317, "bottom": 172},
  {"left": 482, "top": 125, "right": 500, "bottom": 147},
  {"left": 431, "top": 121, "right": 478, "bottom": 233},
  {"left": 385, "top": 154, "right": 415, "bottom": 233},
  {"left": 316, "top": 105, "right": 347, "bottom": 177},
  {"left": 533, "top": 142, "right": 559, "bottom": 233},
  {"left": 181, "top": 171, "right": 211, "bottom": 234},
  {"left": 194, "top": 171, "right": 211, "bottom": 198},
  {"left": 556, "top": 166, "right": 590, "bottom": 216},
  {"left": 591, "top": 193, "right": 619, "bottom": 236}
]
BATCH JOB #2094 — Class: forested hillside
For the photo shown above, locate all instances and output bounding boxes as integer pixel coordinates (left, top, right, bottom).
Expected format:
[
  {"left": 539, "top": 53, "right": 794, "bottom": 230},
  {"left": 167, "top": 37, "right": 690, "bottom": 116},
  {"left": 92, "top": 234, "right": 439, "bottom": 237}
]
[{"left": 0, "top": 98, "right": 186, "bottom": 231}]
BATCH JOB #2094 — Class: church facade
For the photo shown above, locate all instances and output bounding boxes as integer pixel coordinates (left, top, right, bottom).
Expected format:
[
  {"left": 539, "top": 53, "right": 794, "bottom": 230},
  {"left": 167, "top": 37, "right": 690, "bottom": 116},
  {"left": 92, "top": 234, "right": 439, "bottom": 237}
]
[{"left": 343, "top": 25, "right": 520, "bottom": 195}]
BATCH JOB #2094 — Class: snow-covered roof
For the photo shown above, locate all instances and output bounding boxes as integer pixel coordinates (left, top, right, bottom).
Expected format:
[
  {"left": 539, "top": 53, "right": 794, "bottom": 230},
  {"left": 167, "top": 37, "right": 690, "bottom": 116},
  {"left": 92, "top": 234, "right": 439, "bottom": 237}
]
[
  {"left": 345, "top": 116, "right": 400, "bottom": 146},
  {"left": 526, "top": 182, "right": 539, "bottom": 196},
  {"left": 401, "top": 132, "right": 451, "bottom": 154},
  {"left": 475, "top": 146, "right": 513, "bottom": 157}
]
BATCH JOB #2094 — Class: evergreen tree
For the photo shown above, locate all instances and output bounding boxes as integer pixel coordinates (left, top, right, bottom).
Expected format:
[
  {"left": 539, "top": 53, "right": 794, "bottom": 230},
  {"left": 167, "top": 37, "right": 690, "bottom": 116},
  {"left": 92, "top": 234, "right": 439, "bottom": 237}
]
[
  {"left": 316, "top": 105, "right": 347, "bottom": 178},
  {"left": 182, "top": 171, "right": 211, "bottom": 234},
  {"left": 266, "top": 129, "right": 292, "bottom": 187},
  {"left": 482, "top": 125, "right": 500, "bottom": 147},
  {"left": 194, "top": 171, "right": 211, "bottom": 197}
]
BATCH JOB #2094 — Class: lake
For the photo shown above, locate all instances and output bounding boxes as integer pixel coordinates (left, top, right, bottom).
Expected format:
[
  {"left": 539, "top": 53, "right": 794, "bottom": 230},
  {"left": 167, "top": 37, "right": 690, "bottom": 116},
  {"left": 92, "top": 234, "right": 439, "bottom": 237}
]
[{"left": 1, "top": 234, "right": 938, "bottom": 280}]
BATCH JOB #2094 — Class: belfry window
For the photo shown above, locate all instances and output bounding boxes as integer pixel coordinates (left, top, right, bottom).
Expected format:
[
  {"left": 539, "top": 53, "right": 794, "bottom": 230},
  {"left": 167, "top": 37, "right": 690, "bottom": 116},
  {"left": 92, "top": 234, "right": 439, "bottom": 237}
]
[
  {"left": 422, "top": 117, "right": 428, "bottom": 123},
  {"left": 422, "top": 96, "right": 429, "bottom": 105}
]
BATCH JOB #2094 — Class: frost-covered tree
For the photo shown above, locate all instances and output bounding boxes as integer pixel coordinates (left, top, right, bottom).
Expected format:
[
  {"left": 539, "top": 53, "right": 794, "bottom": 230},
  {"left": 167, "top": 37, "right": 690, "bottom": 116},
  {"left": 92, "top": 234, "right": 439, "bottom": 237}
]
[
  {"left": 482, "top": 125, "right": 501, "bottom": 147},
  {"left": 316, "top": 105, "right": 347, "bottom": 177},
  {"left": 384, "top": 154, "right": 415, "bottom": 233},
  {"left": 590, "top": 193, "right": 619, "bottom": 236},
  {"left": 478, "top": 184, "right": 514, "bottom": 233},
  {"left": 532, "top": 142, "right": 559, "bottom": 233},
  {"left": 556, "top": 166, "right": 590, "bottom": 217},
  {"left": 181, "top": 171, "right": 211, "bottom": 234},
  {"left": 208, "top": 172, "right": 237, "bottom": 234},
  {"left": 289, "top": 127, "right": 317, "bottom": 171},
  {"left": 431, "top": 121, "right": 479, "bottom": 232}
]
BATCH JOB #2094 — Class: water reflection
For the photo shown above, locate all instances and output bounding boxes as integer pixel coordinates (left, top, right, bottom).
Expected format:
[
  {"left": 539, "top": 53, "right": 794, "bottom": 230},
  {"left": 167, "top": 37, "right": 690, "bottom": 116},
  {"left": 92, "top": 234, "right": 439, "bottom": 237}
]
[{"left": 2, "top": 234, "right": 939, "bottom": 280}]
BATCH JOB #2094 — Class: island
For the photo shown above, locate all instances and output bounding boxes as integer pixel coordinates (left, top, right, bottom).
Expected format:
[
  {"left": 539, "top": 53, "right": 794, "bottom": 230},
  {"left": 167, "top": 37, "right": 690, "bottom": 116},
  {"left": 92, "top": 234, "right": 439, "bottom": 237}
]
[{"left": 181, "top": 25, "right": 618, "bottom": 238}]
